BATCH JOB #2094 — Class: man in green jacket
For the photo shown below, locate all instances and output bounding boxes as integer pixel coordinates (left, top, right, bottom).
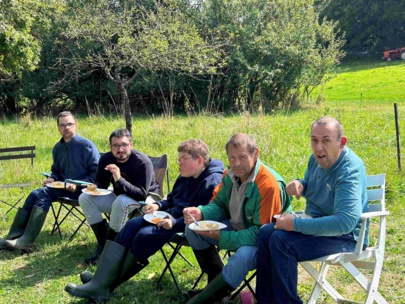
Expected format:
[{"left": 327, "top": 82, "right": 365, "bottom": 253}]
[{"left": 183, "top": 133, "right": 291, "bottom": 303}]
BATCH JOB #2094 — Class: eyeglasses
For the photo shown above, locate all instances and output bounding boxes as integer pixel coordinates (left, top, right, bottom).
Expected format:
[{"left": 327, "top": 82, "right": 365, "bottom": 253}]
[
  {"left": 58, "top": 123, "right": 75, "bottom": 129},
  {"left": 111, "top": 143, "right": 130, "bottom": 151},
  {"left": 176, "top": 157, "right": 194, "bottom": 165}
]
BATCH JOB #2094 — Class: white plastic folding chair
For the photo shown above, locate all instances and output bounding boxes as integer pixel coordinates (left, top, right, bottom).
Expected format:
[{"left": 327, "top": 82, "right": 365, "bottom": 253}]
[{"left": 300, "top": 174, "right": 389, "bottom": 304}]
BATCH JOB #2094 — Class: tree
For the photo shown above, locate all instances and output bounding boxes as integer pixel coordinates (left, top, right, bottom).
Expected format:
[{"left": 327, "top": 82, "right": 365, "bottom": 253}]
[
  {"left": 0, "top": 0, "right": 62, "bottom": 80},
  {"left": 191, "top": 0, "right": 344, "bottom": 111},
  {"left": 320, "top": 0, "right": 405, "bottom": 55},
  {"left": 0, "top": 0, "right": 63, "bottom": 114},
  {"left": 55, "top": 0, "right": 223, "bottom": 133}
]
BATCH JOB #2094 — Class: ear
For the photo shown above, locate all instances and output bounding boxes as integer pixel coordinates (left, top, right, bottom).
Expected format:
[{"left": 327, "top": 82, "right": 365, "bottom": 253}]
[
  {"left": 340, "top": 136, "right": 347, "bottom": 146},
  {"left": 254, "top": 147, "right": 260, "bottom": 160},
  {"left": 198, "top": 155, "right": 204, "bottom": 166}
]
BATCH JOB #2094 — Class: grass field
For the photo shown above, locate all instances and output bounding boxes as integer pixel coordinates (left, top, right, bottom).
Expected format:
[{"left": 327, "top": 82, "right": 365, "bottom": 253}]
[{"left": 0, "top": 59, "right": 405, "bottom": 303}]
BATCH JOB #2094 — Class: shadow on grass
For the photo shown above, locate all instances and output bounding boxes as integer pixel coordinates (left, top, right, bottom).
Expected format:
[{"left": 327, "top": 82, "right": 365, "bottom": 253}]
[{"left": 0, "top": 228, "right": 205, "bottom": 304}]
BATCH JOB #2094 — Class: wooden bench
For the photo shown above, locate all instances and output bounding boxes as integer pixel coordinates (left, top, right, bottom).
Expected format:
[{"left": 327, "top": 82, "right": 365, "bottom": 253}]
[{"left": 0, "top": 146, "right": 36, "bottom": 214}]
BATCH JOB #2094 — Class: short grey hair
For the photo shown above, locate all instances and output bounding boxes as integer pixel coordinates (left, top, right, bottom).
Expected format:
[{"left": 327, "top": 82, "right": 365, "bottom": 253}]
[{"left": 225, "top": 133, "right": 257, "bottom": 154}]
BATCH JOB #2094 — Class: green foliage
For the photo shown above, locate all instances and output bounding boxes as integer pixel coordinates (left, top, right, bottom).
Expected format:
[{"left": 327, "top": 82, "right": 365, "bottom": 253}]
[
  {"left": 191, "top": 0, "right": 344, "bottom": 112},
  {"left": 320, "top": 0, "right": 405, "bottom": 55},
  {"left": 0, "top": 0, "right": 63, "bottom": 79},
  {"left": 54, "top": 0, "right": 224, "bottom": 128}
]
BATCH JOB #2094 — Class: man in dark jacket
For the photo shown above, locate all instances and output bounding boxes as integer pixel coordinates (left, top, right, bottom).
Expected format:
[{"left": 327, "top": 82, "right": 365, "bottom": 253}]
[
  {"left": 1, "top": 111, "right": 99, "bottom": 252},
  {"left": 79, "top": 128, "right": 160, "bottom": 264},
  {"left": 65, "top": 139, "right": 224, "bottom": 303}
]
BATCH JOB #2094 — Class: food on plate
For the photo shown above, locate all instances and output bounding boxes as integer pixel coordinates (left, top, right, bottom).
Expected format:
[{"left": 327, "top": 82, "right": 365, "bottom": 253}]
[
  {"left": 52, "top": 181, "right": 64, "bottom": 188},
  {"left": 151, "top": 215, "right": 170, "bottom": 224},
  {"left": 199, "top": 221, "right": 219, "bottom": 229},
  {"left": 86, "top": 184, "right": 100, "bottom": 194},
  {"left": 87, "top": 184, "right": 97, "bottom": 191},
  {"left": 151, "top": 217, "right": 163, "bottom": 223}
]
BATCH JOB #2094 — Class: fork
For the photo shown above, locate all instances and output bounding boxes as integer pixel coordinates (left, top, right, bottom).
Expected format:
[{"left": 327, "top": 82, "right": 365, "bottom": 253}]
[{"left": 186, "top": 210, "right": 200, "bottom": 227}]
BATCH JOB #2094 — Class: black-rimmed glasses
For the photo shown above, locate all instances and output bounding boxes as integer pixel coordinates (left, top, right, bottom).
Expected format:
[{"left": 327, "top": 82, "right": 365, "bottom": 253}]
[
  {"left": 111, "top": 143, "right": 130, "bottom": 151},
  {"left": 58, "top": 123, "right": 75, "bottom": 128}
]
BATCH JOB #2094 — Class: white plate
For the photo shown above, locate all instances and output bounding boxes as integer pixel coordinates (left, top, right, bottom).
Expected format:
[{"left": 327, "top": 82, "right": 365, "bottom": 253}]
[
  {"left": 143, "top": 211, "right": 173, "bottom": 224},
  {"left": 46, "top": 182, "right": 73, "bottom": 189},
  {"left": 189, "top": 220, "right": 227, "bottom": 231},
  {"left": 81, "top": 188, "right": 112, "bottom": 196},
  {"left": 274, "top": 212, "right": 311, "bottom": 219},
  {"left": 292, "top": 211, "right": 312, "bottom": 219}
]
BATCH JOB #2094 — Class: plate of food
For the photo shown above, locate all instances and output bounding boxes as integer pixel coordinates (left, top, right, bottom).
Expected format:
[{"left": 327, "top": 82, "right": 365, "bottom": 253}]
[
  {"left": 143, "top": 211, "right": 174, "bottom": 224},
  {"left": 81, "top": 184, "right": 112, "bottom": 196},
  {"left": 189, "top": 220, "right": 227, "bottom": 231},
  {"left": 46, "top": 181, "right": 73, "bottom": 189}
]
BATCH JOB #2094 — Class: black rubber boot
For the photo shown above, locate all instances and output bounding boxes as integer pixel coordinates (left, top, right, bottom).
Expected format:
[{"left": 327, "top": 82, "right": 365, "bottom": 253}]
[
  {"left": 187, "top": 273, "right": 235, "bottom": 304},
  {"left": 65, "top": 240, "right": 126, "bottom": 302},
  {"left": 5, "top": 206, "right": 47, "bottom": 252},
  {"left": 84, "top": 219, "right": 108, "bottom": 265},
  {"left": 106, "top": 227, "right": 118, "bottom": 242},
  {"left": 186, "top": 246, "right": 223, "bottom": 298},
  {"left": 80, "top": 251, "right": 149, "bottom": 290},
  {"left": 0, "top": 208, "right": 30, "bottom": 250}
]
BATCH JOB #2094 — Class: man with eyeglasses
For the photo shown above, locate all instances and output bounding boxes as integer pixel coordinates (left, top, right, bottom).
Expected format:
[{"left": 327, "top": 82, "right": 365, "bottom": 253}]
[
  {"left": 78, "top": 128, "right": 160, "bottom": 265},
  {"left": 1, "top": 111, "right": 100, "bottom": 252}
]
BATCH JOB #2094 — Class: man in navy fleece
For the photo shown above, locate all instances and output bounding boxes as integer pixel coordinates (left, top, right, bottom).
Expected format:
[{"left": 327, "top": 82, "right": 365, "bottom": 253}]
[
  {"left": 1, "top": 111, "right": 99, "bottom": 252},
  {"left": 256, "top": 116, "right": 368, "bottom": 303}
]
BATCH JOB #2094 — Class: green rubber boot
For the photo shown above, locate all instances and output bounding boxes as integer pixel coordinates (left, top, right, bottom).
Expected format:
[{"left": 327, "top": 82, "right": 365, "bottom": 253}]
[
  {"left": 187, "top": 273, "right": 234, "bottom": 304},
  {"left": 5, "top": 206, "right": 47, "bottom": 252},
  {"left": 65, "top": 240, "right": 126, "bottom": 302},
  {"left": 0, "top": 208, "right": 30, "bottom": 250}
]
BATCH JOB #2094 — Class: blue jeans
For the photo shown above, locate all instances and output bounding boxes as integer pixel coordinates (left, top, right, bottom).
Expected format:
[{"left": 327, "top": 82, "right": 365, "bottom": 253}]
[
  {"left": 22, "top": 187, "right": 80, "bottom": 212},
  {"left": 115, "top": 216, "right": 180, "bottom": 261},
  {"left": 185, "top": 220, "right": 257, "bottom": 289},
  {"left": 256, "top": 223, "right": 358, "bottom": 304}
]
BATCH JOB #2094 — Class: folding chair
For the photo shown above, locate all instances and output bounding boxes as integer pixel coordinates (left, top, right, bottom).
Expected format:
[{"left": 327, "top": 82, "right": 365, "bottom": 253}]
[
  {"left": 47, "top": 179, "right": 91, "bottom": 240},
  {"left": 148, "top": 154, "right": 170, "bottom": 197},
  {"left": 0, "top": 146, "right": 36, "bottom": 214},
  {"left": 300, "top": 174, "right": 389, "bottom": 304},
  {"left": 51, "top": 153, "right": 170, "bottom": 240},
  {"left": 157, "top": 233, "right": 203, "bottom": 293},
  {"left": 224, "top": 250, "right": 257, "bottom": 301}
]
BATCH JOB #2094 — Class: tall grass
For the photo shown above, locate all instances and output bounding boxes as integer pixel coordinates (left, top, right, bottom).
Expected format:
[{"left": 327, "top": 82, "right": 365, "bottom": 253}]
[{"left": 0, "top": 62, "right": 404, "bottom": 303}]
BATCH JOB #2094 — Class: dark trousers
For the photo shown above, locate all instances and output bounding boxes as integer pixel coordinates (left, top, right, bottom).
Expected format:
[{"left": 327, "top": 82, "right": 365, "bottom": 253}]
[
  {"left": 23, "top": 187, "right": 80, "bottom": 212},
  {"left": 256, "top": 223, "right": 358, "bottom": 304},
  {"left": 115, "top": 216, "right": 180, "bottom": 261}
]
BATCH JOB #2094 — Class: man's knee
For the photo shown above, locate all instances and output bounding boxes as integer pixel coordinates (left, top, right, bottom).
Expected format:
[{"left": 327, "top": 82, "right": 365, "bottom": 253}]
[
  {"left": 112, "top": 194, "right": 134, "bottom": 210},
  {"left": 258, "top": 223, "right": 276, "bottom": 247}
]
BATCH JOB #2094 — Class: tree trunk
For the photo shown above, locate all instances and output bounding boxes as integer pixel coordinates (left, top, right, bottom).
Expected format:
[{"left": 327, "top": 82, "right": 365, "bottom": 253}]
[{"left": 118, "top": 82, "right": 132, "bottom": 135}]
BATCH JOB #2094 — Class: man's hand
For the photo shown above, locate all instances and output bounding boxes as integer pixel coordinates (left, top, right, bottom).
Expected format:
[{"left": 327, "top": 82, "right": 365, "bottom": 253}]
[
  {"left": 274, "top": 213, "right": 295, "bottom": 231},
  {"left": 286, "top": 180, "right": 304, "bottom": 200},
  {"left": 156, "top": 218, "right": 173, "bottom": 230},
  {"left": 42, "top": 178, "right": 55, "bottom": 187},
  {"left": 105, "top": 164, "right": 121, "bottom": 182},
  {"left": 143, "top": 203, "right": 158, "bottom": 214},
  {"left": 183, "top": 207, "right": 202, "bottom": 224},
  {"left": 66, "top": 184, "right": 77, "bottom": 193},
  {"left": 194, "top": 229, "right": 220, "bottom": 239}
]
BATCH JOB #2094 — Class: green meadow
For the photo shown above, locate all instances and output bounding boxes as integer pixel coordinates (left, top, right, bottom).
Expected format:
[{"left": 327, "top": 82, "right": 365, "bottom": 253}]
[{"left": 0, "top": 59, "right": 404, "bottom": 303}]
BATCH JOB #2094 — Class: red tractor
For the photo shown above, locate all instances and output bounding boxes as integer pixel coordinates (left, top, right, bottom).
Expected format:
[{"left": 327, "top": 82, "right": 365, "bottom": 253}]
[{"left": 382, "top": 47, "right": 405, "bottom": 61}]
